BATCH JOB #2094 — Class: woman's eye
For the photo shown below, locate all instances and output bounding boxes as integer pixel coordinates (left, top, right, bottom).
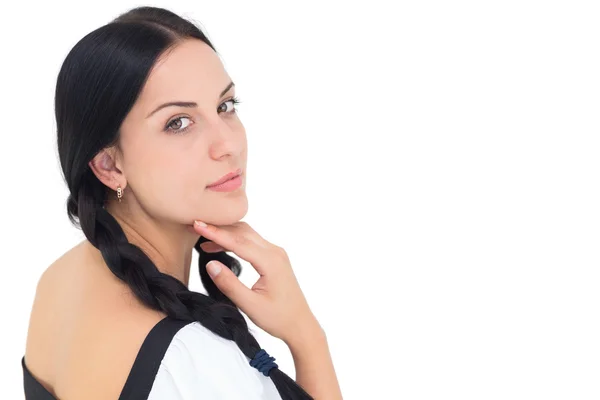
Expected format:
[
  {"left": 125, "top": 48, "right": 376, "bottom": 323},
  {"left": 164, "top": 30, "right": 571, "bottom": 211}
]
[
  {"left": 165, "top": 116, "right": 192, "bottom": 134},
  {"left": 218, "top": 97, "right": 241, "bottom": 114}
]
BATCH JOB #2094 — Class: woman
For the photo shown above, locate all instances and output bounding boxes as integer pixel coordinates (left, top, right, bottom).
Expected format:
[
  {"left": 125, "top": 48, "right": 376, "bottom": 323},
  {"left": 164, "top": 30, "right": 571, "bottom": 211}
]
[{"left": 22, "top": 6, "right": 342, "bottom": 400}]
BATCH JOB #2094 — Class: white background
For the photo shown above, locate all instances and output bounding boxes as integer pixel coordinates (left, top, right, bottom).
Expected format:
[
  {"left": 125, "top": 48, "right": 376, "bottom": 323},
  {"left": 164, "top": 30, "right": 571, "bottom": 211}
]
[{"left": 1, "top": 1, "right": 599, "bottom": 399}]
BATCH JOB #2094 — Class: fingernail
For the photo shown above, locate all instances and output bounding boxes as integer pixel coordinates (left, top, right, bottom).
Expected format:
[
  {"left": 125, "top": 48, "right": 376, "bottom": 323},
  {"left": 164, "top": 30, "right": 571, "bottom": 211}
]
[
  {"left": 200, "top": 242, "right": 224, "bottom": 252},
  {"left": 207, "top": 261, "right": 222, "bottom": 277},
  {"left": 194, "top": 220, "right": 207, "bottom": 228}
]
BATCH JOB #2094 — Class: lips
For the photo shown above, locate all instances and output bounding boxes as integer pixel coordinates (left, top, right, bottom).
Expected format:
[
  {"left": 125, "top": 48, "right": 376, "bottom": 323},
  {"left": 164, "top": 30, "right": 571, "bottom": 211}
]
[{"left": 207, "top": 168, "right": 242, "bottom": 188}]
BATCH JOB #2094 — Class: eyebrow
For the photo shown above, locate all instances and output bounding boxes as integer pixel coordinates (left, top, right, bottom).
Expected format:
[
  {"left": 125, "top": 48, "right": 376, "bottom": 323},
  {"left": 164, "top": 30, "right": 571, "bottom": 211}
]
[{"left": 145, "top": 81, "right": 235, "bottom": 119}]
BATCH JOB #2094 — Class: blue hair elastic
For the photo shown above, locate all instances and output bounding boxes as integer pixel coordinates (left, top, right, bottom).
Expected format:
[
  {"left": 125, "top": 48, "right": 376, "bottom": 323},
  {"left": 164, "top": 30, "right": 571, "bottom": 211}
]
[{"left": 250, "top": 349, "right": 278, "bottom": 376}]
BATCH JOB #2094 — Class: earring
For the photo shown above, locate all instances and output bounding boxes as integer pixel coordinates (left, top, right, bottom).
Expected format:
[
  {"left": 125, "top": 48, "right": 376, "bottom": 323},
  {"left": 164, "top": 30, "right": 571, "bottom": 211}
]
[{"left": 117, "top": 185, "right": 123, "bottom": 203}]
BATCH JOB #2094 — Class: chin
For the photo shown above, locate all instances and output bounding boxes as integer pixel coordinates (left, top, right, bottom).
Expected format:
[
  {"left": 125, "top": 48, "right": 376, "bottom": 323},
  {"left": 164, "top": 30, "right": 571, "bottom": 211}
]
[{"left": 201, "top": 197, "right": 249, "bottom": 227}]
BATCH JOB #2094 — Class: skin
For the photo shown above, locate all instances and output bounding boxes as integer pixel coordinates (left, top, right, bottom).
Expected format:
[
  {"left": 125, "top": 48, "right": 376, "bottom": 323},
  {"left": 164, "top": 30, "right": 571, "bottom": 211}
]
[{"left": 24, "top": 38, "right": 342, "bottom": 399}]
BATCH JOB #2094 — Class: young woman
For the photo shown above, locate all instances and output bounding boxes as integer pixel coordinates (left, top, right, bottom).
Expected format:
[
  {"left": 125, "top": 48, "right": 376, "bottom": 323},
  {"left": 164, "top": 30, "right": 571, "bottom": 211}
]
[{"left": 22, "top": 6, "right": 342, "bottom": 400}]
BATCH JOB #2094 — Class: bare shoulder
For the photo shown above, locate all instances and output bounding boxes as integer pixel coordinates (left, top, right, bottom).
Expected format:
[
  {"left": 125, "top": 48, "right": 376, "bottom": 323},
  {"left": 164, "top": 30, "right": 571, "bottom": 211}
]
[{"left": 24, "top": 239, "right": 167, "bottom": 399}]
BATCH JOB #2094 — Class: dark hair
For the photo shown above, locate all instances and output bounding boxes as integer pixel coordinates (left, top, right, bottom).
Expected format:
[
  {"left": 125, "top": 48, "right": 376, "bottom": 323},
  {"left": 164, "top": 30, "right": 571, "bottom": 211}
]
[{"left": 56, "top": 6, "right": 313, "bottom": 399}]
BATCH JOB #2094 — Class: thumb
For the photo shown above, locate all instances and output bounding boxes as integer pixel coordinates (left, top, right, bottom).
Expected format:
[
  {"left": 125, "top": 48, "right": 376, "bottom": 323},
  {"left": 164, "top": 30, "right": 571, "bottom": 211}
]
[{"left": 206, "top": 261, "right": 258, "bottom": 310}]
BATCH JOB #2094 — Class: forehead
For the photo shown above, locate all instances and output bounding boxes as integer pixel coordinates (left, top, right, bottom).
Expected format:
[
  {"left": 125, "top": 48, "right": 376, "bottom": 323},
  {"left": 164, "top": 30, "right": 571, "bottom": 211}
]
[{"left": 135, "top": 39, "right": 229, "bottom": 109}]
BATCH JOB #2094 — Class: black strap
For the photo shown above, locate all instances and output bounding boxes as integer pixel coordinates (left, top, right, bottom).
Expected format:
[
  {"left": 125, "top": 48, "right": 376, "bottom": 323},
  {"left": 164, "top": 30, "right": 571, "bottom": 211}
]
[
  {"left": 22, "top": 316, "right": 192, "bottom": 400},
  {"left": 119, "top": 316, "right": 191, "bottom": 399},
  {"left": 22, "top": 356, "right": 56, "bottom": 400}
]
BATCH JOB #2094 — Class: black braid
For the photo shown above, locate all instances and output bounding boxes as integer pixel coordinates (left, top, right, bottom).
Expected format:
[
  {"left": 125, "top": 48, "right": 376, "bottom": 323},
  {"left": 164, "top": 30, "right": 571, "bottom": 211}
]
[{"left": 67, "top": 171, "right": 313, "bottom": 399}]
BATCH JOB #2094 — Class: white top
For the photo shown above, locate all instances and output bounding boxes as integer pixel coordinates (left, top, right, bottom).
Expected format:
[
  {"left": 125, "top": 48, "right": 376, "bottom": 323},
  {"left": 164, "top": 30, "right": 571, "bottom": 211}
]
[{"left": 147, "top": 321, "right": 283, "bottom": 400}]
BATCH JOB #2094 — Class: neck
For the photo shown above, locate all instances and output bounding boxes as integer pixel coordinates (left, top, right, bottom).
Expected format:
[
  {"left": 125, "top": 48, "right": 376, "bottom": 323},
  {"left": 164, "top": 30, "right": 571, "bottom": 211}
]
[{"left": 104, "top": 199, "right": 200, "bottom": 288}]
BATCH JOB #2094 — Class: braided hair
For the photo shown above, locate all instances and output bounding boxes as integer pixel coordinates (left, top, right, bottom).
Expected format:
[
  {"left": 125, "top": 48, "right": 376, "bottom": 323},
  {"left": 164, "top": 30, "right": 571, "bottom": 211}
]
[{"left": 56, "top": 6, "right": 313, "bottom": 399}]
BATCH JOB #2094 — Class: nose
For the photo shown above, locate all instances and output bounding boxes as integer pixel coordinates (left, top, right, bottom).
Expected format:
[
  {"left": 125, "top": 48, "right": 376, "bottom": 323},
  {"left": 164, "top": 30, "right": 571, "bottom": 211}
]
[{"left": 207, "top": 117, "right": 244, "bottom": 160}]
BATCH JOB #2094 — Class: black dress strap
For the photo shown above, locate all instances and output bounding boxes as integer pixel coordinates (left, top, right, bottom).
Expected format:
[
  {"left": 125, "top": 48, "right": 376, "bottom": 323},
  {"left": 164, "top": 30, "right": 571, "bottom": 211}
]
[
  {"left": 22, "top": 356, "right": 56, "bottom": 400},
  {"left": 22, "top": 316, "right": 192, "bottom": 400},
  {"left": 119, "top": 316, "right": 191, "bottom": 399}
]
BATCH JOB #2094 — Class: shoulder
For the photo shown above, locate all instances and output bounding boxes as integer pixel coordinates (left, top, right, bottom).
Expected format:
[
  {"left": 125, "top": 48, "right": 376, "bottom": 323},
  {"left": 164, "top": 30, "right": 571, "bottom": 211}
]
[
  {"left": 147, "top": 322, "right": 282, "bottom": 400},
  {"left": 24, "top": 240, "right": 169, "bottom": 399},
  {"left": 23, "top": 241, "right": 91, "bottom": 394}
]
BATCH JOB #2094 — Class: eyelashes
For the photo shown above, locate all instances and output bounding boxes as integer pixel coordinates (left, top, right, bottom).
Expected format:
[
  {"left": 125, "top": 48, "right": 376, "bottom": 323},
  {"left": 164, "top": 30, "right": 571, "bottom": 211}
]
[{"left": 164, "top": 96, "right": 241, "bottom": 135}]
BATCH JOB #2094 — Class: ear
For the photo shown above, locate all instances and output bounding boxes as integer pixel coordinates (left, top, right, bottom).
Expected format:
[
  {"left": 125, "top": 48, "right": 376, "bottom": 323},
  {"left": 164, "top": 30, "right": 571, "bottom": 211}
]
[{"left": 88, "top": 147, "right": 126, "bottom": 191}]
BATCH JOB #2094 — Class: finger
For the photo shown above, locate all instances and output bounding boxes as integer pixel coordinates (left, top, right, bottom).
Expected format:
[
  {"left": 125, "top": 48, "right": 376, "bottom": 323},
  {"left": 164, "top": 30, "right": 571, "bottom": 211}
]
[
  {"left": 206, "top": 260, "right": 260, "bottom": 311},
  {"left": 200, "top": 221, "right": 272, "bottom": 248},
  {"left": 194, "top": 221, "right": 274, "bottom": 276}
]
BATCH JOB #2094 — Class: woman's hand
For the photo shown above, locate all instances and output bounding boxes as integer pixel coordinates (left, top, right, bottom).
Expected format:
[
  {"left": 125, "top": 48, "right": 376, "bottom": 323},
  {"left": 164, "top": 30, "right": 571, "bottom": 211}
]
[{"left": 193, "top": 220, "right": 321, "bottom": 344}]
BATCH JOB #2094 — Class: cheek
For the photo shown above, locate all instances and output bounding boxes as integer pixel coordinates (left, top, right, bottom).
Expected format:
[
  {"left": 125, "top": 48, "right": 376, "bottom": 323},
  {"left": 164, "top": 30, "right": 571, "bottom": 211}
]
[
  {"left": 133, "top": 155, "right": 208, "bottom": 220},
  {"left": 122, "top": 131, "right": 214, "bottom": 220}
]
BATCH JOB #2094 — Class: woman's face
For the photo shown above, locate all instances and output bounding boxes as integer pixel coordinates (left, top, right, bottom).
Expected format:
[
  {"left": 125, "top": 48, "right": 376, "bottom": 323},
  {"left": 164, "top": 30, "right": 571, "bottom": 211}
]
[{"left": 115, "top": 39, "right": 248, "bottom": 227}]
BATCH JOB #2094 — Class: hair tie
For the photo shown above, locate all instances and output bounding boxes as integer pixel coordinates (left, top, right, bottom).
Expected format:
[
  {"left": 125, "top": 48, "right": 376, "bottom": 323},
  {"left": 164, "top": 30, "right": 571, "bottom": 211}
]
[{"left": 250, "top": 349, "right": 278, "bottom": 376}]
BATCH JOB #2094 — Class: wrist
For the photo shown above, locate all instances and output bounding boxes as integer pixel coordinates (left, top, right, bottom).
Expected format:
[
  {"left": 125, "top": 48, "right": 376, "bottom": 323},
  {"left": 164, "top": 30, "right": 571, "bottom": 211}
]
[{"left": 283, "top": 315, "right": 326, "bottom": 350}]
